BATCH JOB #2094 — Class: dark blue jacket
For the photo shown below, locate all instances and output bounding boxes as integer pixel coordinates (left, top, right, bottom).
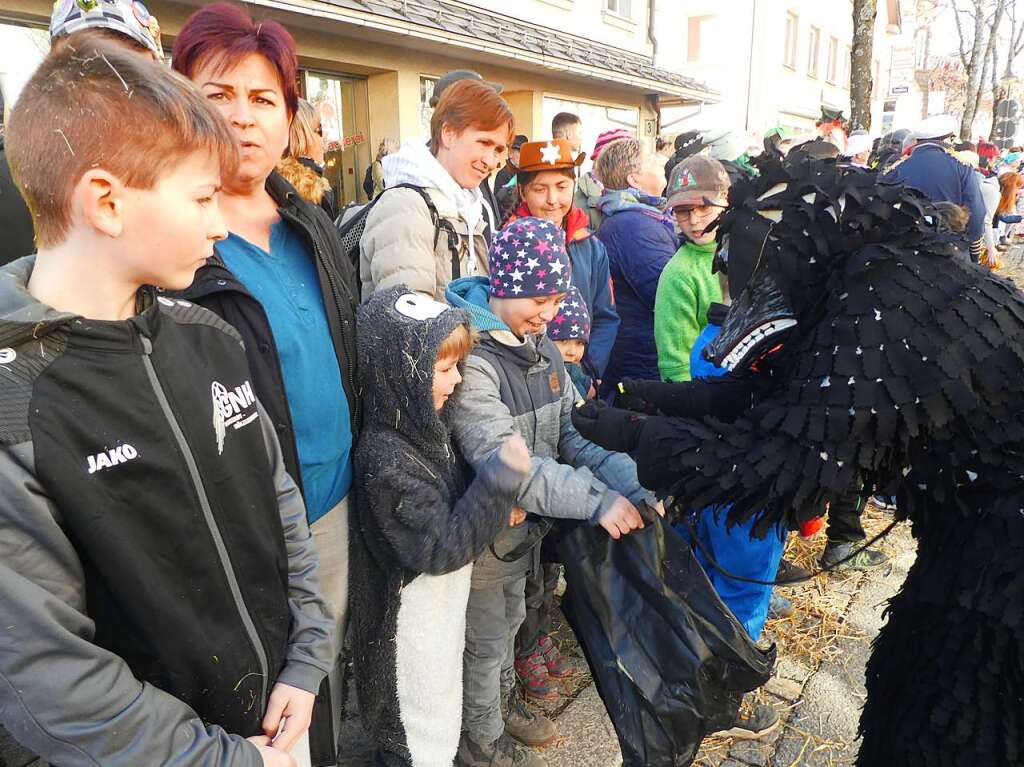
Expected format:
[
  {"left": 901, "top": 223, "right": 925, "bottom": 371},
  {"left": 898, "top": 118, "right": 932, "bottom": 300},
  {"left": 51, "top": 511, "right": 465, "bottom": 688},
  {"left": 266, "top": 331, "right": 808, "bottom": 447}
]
[
  {"left": 596, "top": 208, "right": 677, "bottom": 389},
  {"left": 568, "top": 233, "right": 619, "bottom": 379},
  {"left": 885, "top": 143, "right": 987, "bottom": 241}
]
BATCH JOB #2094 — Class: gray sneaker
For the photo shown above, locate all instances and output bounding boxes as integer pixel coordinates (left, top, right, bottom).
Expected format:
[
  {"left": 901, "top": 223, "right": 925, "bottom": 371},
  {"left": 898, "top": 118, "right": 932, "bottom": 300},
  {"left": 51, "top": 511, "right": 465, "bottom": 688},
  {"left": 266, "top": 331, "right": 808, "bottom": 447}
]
[
  {"left": 713, "top": 695, "right": 781, "bottom": 740},
  {"left": 455, "top": 731, "right": 547, "bottom": 767},
  {"left": 821, "top": 541, "right": 889, "bottom": 570},
  {"left": 503, "top": 686, "right": 558, "bottom": 747}
]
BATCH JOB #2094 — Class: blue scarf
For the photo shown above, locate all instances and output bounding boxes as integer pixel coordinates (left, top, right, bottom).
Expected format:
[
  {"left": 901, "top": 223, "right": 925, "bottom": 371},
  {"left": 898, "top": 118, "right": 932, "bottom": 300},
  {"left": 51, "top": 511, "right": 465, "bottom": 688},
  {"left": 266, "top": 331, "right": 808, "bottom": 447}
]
[{"left": 596, "top": 187, "right": 674, "bottom": 232}]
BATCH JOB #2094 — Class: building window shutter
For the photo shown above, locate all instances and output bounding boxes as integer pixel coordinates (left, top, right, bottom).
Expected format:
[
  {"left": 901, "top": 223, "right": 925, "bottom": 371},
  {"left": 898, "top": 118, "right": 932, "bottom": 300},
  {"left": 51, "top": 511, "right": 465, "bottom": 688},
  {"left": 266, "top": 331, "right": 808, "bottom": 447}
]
[{"left": 784, "top": 12, "right": 798, "bottom": 69}]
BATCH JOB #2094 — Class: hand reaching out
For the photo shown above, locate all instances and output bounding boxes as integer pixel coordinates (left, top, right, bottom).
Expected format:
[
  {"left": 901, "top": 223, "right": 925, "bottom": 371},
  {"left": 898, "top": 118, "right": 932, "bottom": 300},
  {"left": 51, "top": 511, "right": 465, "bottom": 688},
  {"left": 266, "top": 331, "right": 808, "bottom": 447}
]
[
  {"left": 261, "top": 682, "right": 316, "bottom": 755},
  {"left": 247, "top": 736, "right": 297, "bottom": 767},
  {"left": 597, "top": 496, "right": 644, "bottom": 539},
  {"left": 498, "top": 434, "right": 531, "bottom": 473}
]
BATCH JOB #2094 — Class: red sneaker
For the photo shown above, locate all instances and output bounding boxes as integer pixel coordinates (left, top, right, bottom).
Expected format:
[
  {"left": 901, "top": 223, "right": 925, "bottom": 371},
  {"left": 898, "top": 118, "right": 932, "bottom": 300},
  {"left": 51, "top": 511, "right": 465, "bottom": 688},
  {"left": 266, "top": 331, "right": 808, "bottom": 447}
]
[
  {"left": 538, "top": 634, "right": 572, "bottom": 678},
  {"left": 514, "top": 647, "right": 558, "bottom": 701}
]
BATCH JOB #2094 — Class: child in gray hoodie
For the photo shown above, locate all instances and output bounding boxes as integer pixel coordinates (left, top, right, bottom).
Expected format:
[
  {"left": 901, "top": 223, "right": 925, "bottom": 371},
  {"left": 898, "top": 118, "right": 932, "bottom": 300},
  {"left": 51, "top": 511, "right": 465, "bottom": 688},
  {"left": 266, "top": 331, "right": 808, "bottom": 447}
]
[{"left": 446, "top": 217, "right": 658, "bottom": 767}]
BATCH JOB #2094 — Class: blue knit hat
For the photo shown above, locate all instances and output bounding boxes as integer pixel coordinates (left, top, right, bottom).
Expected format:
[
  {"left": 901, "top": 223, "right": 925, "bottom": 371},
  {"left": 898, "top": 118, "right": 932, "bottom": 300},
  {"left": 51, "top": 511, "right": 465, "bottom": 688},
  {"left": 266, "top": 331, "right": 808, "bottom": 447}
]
[
  {"left": 488, "top": 217, "right": 572, "bottom": 299},
  {"left": 548, "top": 286, "right": 591, "bottom": 343}
]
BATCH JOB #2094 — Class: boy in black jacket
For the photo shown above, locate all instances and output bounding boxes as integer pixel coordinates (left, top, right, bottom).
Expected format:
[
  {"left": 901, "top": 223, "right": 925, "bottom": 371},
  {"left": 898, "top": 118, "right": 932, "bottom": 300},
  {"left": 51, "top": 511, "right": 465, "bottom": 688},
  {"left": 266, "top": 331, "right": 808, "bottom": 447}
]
[
  {"left": 0, "top": 39, "right": 334, "bottom": 767},
  {"left": 349, "top": 286, "right": 529, "bottom": 767}
]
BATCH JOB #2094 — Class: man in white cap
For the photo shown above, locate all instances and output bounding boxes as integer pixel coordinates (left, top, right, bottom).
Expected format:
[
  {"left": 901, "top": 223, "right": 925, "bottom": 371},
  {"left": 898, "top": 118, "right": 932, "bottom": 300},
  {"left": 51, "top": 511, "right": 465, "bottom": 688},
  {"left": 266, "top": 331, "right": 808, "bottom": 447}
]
[
  {"left": 842, "top": 132, "right": 875, "bottom": 167},
  {"left": 0, "top": 0, "right": 163, "bottom": 267},
  {"left": 885, "top": 114, "right": 987, "bottom": 262}
]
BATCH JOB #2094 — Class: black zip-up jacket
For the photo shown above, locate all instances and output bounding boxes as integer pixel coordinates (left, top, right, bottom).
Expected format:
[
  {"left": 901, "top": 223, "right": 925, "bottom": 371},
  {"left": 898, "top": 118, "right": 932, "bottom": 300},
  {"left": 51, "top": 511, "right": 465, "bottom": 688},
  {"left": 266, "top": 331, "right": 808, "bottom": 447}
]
[
  {"left": 180, "top": 172, "right": 362, "bottom": 498},
  {"left": 0, "top": 257, "right": 336, "bottom": 766}
]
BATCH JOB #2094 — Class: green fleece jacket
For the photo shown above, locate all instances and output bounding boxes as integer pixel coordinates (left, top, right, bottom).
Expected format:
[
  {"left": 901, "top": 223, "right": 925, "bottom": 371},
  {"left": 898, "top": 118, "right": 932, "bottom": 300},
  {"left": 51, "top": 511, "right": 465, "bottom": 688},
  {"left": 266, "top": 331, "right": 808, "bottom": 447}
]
[{"left": 654, "top": 240, "right": 722, "bottom": 381}]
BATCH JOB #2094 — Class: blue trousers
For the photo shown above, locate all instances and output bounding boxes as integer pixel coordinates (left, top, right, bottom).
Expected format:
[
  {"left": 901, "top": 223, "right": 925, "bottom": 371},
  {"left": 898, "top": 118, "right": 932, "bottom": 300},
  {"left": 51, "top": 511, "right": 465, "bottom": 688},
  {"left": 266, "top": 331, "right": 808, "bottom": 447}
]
[{"left": 675, "top": 509, "right": 786, "bottom": 640}]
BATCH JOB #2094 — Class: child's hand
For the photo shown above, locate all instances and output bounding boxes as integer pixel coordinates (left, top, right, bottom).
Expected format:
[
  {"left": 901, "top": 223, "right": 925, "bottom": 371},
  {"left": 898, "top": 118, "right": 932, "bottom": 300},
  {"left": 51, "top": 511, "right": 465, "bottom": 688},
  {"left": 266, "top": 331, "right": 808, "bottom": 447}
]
[
  {"left": 247, "top": 736, "right": 297, "bottom": 767},
  {"left": 498, "top": 434, "right": 531, "bottom": 473},
  {"left": 598, "top": 496, "right": 644, "bottom": 539},
  {"left": 509, "top": 507, "right": 527, "bottom": 527},
  {"left": 261, "top": 682, "right": 316, "bottom": 754}
]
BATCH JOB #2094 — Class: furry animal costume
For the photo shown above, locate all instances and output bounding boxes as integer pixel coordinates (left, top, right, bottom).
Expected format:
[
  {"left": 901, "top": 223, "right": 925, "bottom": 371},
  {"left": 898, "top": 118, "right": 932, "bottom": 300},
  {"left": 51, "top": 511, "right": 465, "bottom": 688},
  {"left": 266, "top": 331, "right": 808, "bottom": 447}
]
[
  {"left": 574, "top": 147, "right": 1024, "bottom": 766},
  {"left": 349, "top": 286, "right": 525, "bottom": 767}
]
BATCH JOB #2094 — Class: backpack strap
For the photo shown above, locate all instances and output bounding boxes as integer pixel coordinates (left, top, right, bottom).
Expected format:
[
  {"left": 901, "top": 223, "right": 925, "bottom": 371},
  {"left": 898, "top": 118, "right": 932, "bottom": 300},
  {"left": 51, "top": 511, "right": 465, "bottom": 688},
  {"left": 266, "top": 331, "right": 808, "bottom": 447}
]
[{"left": 392, "top": 184, "right": 464, "bottom": 282}]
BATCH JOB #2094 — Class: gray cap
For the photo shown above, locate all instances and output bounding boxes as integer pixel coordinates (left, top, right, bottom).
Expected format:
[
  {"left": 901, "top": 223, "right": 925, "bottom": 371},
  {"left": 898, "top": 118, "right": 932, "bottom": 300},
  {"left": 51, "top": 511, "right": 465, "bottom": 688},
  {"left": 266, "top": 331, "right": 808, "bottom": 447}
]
[
  {"left": 429, "top": 69, "right": 502, "bottom": 107},
  {"left": 50, "top": 0, "right": 163, "bottom": 58}
]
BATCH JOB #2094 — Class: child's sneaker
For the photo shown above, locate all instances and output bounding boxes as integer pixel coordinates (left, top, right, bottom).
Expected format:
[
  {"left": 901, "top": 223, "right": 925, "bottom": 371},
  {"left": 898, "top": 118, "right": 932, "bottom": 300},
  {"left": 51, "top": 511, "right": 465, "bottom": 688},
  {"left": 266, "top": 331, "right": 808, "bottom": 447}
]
[
  {"left": 503, "top": 686, "right": 558, "bottom": 747},
  {"left": 456, "top": 731, "right": 547, "bottom": 767},
  {"left": 713, "top": 695, "right": 781, "bottom": 740},
  {"left": 537, "top": 634, "right": 572, "bottom": 678},
  {"left": 820, "top": 541, "right": 889, "bottom": 571},
  {"left": 514, "top": 648, "right": 558, "bottom": 700}
]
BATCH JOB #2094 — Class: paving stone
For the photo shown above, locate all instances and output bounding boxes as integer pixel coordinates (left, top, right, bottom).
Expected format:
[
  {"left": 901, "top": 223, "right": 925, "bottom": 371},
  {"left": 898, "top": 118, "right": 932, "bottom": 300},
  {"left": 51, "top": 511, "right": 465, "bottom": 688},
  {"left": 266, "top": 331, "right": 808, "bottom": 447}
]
[
  {"left": 543, "top": 683, "right": 622, "bottom": 767},
  {"left": 773, "top": 657, "right": 813, "bottom": 684},
  {"left": 764, "top": 676, "right": 804, "bottom": 702}
]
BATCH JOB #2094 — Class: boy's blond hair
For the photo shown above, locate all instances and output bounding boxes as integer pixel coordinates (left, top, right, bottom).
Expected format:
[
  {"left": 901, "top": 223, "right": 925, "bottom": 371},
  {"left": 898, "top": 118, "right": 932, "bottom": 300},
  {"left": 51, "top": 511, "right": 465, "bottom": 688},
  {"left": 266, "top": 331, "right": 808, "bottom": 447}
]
[
  {"left": 6, "top": 32, "right": 238, "bottom": 248},
  {"left": 437, "top": 324, "right": 475, "bottom": 362}
]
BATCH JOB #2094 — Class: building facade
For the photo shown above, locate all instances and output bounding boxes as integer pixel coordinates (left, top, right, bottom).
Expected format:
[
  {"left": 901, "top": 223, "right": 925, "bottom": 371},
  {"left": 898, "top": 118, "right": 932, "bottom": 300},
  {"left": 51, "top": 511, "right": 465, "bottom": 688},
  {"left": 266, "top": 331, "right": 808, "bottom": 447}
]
[
  {"left": 0, "top": 0, "right": 715, "bottom": 208},
  {"left": 655, "top": 0, "right": 902, "bottom": 147}
]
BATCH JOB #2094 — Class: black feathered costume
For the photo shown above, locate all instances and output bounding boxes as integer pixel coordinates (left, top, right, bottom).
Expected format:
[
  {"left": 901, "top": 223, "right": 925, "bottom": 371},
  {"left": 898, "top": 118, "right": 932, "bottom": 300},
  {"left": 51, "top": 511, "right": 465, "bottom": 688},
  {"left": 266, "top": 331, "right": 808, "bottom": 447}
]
[
  {"left": 574, "top": 148, "right": 1024, "bottom": 766},
  {"left": 349, "top": 286, "right": 525, "bottom": 767}
]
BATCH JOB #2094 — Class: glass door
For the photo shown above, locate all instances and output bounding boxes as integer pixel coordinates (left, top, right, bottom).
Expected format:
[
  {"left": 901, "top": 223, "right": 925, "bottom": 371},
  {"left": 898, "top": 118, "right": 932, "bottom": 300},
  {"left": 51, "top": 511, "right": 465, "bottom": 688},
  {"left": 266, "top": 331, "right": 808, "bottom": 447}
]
[{"left": 302, "top": 71, "right": 371, "bottom": 208}]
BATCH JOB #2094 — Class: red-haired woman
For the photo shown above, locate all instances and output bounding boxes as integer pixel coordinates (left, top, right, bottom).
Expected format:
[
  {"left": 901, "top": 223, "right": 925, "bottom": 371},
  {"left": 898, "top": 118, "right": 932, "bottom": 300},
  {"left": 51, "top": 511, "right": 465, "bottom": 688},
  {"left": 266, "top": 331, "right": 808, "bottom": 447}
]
[
  {"left": 359, "top": 78, "right": 515, "bottom": 301},
  {"left": 171, "top": 5, "right": 359, "bottom": 766},
  {"left": 996, "top": 171, "right": 1023, "bottom": 245}
]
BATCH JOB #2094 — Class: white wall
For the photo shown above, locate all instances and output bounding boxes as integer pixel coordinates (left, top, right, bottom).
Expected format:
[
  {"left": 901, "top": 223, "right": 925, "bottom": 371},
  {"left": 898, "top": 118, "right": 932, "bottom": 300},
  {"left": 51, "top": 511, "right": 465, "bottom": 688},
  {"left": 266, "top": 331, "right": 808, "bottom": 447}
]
[
  {"left": 656, "top": 0, "right": 899, "bottom": 146},
  {"left": 465, "top": 0, "right": 654, "bottom": 55}
]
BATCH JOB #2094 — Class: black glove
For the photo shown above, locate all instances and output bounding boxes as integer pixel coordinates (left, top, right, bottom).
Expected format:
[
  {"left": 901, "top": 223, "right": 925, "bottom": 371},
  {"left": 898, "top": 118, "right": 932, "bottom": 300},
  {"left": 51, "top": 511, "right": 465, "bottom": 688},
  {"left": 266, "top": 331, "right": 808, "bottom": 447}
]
[
  {"left": 571, "top": 399, "right": 648, "bottom": 453},
  {"left": 618, "top": 374, "right": 763, "bottom": 420}
]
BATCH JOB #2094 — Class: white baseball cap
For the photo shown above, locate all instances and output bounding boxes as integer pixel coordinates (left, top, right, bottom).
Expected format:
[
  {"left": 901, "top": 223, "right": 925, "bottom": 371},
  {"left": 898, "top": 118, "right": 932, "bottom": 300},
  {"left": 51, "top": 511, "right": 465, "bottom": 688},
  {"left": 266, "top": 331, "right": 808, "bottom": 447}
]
[{"left": 914, "top": 115, "right": 958, "bottom": 141}]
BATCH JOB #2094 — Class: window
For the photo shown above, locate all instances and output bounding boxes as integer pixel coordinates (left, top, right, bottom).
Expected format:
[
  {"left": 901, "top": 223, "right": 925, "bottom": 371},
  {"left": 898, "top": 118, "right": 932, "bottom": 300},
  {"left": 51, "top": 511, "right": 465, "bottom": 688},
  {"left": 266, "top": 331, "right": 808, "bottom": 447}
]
[
  {"left": 0, "top": 21, "right": 49, "bottom": 126},
  {"left": 807, "top": 26, "right": 820, "bottom": 77},
  {"left": 687, "top": 15, "right": 714, "bottom": 63},
  {"left": 783, "top": 12, "right": 798, "bottom": 69},
  {"left": 606, "top": 0, "right": 631, "bottom": 17},
  {"left": 419, "top": 76, "right": 438, "bottom": 143},
  {"left": 826, "top": 36, "right": 839, "bottom": 83}
]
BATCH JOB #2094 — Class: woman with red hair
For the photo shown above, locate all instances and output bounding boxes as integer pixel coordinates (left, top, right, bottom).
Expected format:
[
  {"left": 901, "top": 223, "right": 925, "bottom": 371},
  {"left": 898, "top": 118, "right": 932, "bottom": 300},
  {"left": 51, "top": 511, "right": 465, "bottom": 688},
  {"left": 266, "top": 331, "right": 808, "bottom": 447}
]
[
  {"left": 996, "top": 171, "right": 1023, "bottom": 251},
  {"left": 172, "top": 6, "right": 359, "bottom": 766},
  {"left": 359, "top": 77, "right": 515, "bottom": 301}
]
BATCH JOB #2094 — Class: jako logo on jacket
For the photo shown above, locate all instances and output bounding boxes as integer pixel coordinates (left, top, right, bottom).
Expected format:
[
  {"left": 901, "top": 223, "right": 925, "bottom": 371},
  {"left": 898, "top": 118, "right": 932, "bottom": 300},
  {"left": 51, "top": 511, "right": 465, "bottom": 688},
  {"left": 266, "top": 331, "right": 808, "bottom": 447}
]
[{"left": 86, "top": 444, "right": 139, "bottom": 474}]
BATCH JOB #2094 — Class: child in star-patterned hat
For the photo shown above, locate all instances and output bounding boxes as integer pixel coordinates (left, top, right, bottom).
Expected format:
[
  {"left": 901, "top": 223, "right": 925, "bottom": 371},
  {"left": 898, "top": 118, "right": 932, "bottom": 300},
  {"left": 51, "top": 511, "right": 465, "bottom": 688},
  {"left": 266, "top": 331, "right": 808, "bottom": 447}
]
[
  {"left": 487, "top": 216, "right": 573, "bottom": 300},
  {"left": 548, "top": 286, "right": 596, "bottom": 399},
  {"left": 445, "top": 217, "right": 657, "bottom": 760}
]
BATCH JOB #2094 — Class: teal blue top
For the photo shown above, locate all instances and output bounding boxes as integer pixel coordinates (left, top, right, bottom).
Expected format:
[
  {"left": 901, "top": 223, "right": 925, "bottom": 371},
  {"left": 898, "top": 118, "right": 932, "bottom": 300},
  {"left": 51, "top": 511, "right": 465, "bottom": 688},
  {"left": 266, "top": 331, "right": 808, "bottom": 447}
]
[{"left": 217, "top": 221, "right": 352, "bottom": 523}]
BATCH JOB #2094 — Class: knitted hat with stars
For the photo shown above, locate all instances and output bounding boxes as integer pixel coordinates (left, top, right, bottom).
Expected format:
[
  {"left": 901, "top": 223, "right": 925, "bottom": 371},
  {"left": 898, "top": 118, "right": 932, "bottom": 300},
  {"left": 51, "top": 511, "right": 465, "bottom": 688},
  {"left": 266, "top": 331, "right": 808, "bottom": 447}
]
[
  {"left": 548, "top": 286, "right": 591, "bottom": 343},
  {"left": 488, "top": 217, "right": 572, "bottom": 299}
]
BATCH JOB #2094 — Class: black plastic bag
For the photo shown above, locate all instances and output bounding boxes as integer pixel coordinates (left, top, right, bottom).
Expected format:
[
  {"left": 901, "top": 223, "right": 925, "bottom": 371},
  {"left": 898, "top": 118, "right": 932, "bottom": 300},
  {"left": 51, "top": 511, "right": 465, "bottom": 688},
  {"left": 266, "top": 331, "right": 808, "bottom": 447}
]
[{"left": 558, "top": 512, "right": 776, "bottom": 767}]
